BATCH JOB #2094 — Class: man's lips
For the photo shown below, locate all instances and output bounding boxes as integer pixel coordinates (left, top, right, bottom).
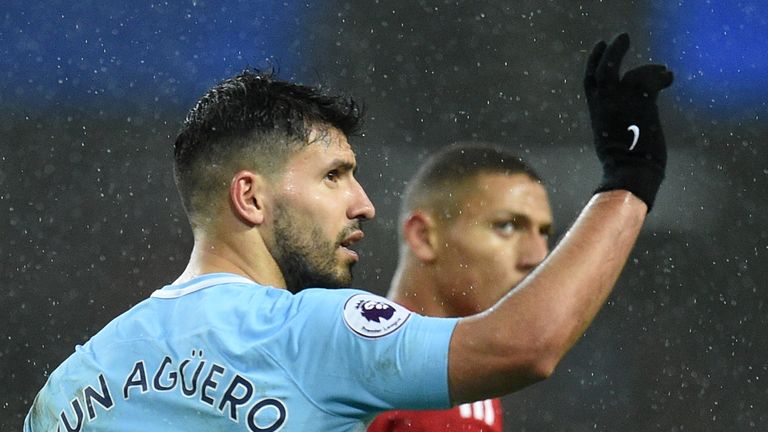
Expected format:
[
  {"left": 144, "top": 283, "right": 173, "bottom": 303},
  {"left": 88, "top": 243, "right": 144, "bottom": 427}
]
[
  {"left": 340, "top": 230, "right": 364, "bottom": 248},
  {"left": 339, "top": 230, "right": 365, "bottom": 260}
]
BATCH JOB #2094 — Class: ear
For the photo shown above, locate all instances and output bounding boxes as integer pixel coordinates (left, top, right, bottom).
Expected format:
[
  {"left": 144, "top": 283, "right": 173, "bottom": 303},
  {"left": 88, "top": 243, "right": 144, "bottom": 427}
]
[
  {"left": 229, "top": 170, "right": 268, "bottom": 226},
  {"left": 402, "top": 211, "right": 439, "bottom": 263}
]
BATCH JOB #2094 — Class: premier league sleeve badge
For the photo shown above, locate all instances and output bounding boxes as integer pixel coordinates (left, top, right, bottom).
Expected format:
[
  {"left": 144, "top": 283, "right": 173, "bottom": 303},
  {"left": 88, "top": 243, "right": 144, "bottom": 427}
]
[{"left": 342, "top": 294, "right": 411, "bottom": 339}]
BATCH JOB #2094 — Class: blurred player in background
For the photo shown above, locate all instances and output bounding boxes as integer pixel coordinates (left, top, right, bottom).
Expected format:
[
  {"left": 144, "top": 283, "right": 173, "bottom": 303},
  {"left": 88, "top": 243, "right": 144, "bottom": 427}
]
[
  {"left": 24, "top": 33, "right": 672, "bottom": 431},
  {"left": 369, "top": 144, "right": 553, "bottom": 431}
]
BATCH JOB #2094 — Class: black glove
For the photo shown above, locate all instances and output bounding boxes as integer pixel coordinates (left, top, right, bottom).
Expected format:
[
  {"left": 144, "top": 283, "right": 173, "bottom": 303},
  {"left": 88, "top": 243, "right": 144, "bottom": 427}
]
[{"left": 584, "top": 33, "right": 674, "bottom": 211}]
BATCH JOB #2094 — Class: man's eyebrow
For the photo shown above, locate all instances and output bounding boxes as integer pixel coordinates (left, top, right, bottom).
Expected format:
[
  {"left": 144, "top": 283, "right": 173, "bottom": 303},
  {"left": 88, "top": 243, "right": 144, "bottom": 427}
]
[
  {"left": 327, "top": 159, "right": 357, "bottom": 173},
  {"left": 516, "top": 213, "right": 554, "bottom": 236}
]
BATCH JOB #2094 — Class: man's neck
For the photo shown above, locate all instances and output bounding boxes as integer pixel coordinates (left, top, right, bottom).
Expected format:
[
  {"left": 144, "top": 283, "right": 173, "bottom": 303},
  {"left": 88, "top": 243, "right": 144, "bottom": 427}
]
[
  {"left": 388, "top": 260, "right": 451, "bottom": 318},
  {"left": 174, "top": 234, "right": 287, "bottom": 289}
]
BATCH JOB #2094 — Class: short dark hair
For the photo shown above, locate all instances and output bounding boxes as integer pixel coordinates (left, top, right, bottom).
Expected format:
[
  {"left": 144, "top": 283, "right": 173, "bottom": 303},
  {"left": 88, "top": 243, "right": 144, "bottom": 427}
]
[
  {"left": 401, "top": 143, "right": 543, "bottom": 225},
  {"left": 173, "top": 69, "right": 363, "bottom": 226}
]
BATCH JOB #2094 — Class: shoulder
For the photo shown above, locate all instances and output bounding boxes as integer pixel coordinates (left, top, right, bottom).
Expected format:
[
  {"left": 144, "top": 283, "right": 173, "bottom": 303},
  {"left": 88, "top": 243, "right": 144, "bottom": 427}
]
[{"left": 295, "top": 289, "right": 413, "bottom": 339}]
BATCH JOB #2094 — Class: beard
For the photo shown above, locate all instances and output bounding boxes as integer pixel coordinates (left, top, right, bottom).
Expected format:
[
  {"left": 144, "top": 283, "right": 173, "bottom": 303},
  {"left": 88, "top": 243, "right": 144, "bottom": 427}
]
[{"left": 271, "top": 202, "right": 360, "bottom": 293}]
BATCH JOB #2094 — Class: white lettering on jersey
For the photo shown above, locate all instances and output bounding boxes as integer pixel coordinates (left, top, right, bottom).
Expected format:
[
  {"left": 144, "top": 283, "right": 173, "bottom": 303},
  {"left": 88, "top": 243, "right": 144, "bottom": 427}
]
[{"left": 458, "top": 399, "right": 496, "bottom": 426}]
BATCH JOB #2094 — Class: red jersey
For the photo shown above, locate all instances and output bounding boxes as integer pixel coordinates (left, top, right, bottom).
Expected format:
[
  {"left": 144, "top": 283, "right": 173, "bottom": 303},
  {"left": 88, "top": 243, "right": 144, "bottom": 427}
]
[{"left": 368, "top": 399, "right": 503, "bottom": 432}]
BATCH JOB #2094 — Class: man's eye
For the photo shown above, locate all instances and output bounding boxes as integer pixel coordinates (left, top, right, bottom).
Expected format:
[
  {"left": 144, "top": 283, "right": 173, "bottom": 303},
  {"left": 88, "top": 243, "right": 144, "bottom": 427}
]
[
  {"left": 325, "top": 170, "right": 339, "bottom": 182},
  {"left": 493, "top": 221, "right": 517, "bottom": 235}
]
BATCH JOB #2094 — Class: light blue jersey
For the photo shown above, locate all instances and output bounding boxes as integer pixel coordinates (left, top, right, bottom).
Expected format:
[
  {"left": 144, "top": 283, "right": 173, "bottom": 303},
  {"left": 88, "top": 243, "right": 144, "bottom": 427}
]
[{"left": 24, "top": 273, "right": 458, "bottom": 431}]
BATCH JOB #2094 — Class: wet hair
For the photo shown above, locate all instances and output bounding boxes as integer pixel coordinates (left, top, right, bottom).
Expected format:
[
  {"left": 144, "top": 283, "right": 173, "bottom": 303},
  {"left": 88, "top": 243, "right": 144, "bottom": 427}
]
[
  {"left": 173, "top": 69, "right": 363, "bottom": 226},
  {"left": 400, "top": 143, "right": 543, "bottom": 226}
]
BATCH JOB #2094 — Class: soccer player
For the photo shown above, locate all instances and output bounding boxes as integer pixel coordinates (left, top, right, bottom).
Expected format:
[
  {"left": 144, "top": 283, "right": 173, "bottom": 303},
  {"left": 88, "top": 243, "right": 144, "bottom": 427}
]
[
  {"left": 368, "top": 144, "right": 553, "bottom": 431},
  {"left": 24, "top": 33, "right": 673, "bottom": 431}
]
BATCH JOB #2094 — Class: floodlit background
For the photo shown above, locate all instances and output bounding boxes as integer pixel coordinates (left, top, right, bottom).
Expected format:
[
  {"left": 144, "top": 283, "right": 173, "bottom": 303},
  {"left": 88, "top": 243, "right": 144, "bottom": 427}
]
[{"left": 2, "top": 1, "right": 766, "bottom": 430}]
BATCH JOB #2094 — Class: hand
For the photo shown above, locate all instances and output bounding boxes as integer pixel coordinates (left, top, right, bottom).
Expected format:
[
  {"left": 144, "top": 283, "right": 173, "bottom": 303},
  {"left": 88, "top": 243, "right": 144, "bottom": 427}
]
[{"left": 584, "top": 33, "right": 674, "bottom": 211}]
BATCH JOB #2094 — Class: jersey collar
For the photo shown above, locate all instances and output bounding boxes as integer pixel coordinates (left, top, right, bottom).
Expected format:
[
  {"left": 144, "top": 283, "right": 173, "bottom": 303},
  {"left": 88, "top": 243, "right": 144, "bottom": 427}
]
[{"left": 150, "top": 273, "right": 256, "bottom": 299}]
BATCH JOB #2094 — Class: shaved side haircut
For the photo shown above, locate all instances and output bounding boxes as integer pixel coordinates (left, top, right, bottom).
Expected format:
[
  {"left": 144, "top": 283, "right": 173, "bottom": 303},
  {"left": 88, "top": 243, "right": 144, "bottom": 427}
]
[{"left": 173, "top": 69, "right": 363, "bottom": 228}]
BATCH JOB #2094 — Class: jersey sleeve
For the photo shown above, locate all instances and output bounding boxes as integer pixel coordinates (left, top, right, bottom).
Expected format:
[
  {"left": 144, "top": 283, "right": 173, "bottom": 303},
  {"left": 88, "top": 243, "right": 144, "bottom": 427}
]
[{"left": 283, "top": 289, "right": 458, "bottom": 420}]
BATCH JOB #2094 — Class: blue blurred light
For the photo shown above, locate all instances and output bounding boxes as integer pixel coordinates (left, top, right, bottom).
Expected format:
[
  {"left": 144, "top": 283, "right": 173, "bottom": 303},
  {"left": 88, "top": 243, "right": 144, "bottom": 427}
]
[
  {"left": 653, "top": 1, "right": 768, "bottom": 112},
  {"left": 0, "top": 0, "right": 312, "bottom": 109}
]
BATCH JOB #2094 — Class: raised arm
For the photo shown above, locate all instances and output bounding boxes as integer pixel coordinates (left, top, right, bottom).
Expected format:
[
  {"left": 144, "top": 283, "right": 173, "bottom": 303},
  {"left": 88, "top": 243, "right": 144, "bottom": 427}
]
[{"left": 448, "top": 33, "right": 674, "bottom": 404}]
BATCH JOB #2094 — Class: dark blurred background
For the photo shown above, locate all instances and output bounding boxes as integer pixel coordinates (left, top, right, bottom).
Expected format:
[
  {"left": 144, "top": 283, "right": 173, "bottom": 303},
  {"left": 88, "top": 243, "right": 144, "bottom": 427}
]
[{"left": 2, "top": 1, "right": 767, "bottom": 430}]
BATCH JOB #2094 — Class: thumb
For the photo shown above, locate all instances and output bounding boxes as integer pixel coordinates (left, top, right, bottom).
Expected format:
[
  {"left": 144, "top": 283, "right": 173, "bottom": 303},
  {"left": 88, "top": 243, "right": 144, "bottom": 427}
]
[{"left": 622, "top": 64, "right": 674, "bottom": 94}]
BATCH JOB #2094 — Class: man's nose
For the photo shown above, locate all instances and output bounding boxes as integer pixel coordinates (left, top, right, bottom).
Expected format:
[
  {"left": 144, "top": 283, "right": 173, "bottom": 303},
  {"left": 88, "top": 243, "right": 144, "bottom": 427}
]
[
  {"left": 347, "top": 179, "right": 376, "bottom": 221},
  {"left": 518, "top": 231, "right": 549, "bottom": 271}
]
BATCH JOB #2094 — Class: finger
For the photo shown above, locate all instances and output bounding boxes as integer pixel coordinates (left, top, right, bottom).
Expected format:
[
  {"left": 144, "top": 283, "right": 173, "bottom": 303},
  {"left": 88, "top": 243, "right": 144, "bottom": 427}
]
[
  {"left": 584, "top": 40, "right": 607, "bottom": 87},
  {"left": 595, "top": 33, "right": 630, "bottom": 87},
  {"left": 622, "top": 64, "right": 675, "bottom": 93}
]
